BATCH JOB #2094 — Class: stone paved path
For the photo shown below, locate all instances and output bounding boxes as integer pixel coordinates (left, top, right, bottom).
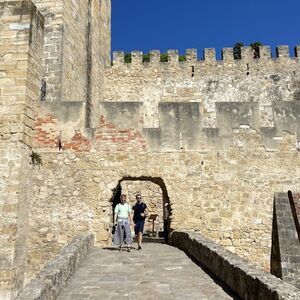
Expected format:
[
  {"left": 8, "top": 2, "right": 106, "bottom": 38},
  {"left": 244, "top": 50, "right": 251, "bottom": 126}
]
[{"left": 58, "top": 243, "right": 236, "bottom": 300}]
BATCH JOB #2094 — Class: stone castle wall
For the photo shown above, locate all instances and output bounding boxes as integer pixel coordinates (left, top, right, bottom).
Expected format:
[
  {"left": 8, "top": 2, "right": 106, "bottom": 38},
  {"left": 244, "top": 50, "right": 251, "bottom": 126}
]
[
  {"left": 32, "top": 0, "right": 111, "bottom": 133},
  {"left": 26, "top": 130, "right": 300, "bottom": 280},
  {"left": 61, "top": 0, "right": 89, "bottom": 103},
  {"left": 32, "top": 0, "right": 63, "bottom": 103},
  {"left": 0, "top": 1, "right": 44, "bottom": 298},
  {"left": 27, "top": 44, "right": 300, "bottom": 279},
  {"left": 33, "top": 46, "right": 300, "bottom": 152},
  {"left": 102, "top": 47, "right": 300, "bottom": 149},
  {"left": 31, "top": 0, "right": 111, "bottom": 149},
  {"left": 107, "top": 47, "right": 300, "bottom": 108},
  {"left": 85, "top": 0, "right": 111, "bottom": 127},
  {"left": 2, "top": 0, "right": 300, "bottom": 296}
]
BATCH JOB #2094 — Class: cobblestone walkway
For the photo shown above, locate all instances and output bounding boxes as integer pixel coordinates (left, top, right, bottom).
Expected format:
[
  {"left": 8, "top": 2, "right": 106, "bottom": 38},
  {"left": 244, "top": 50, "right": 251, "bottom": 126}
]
[{"left": 58, "top": 243, "right": 236, "bottom": 300}]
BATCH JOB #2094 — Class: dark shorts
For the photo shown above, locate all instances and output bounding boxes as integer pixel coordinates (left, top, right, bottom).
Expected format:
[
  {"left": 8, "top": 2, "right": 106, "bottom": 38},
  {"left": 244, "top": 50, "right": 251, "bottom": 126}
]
[{"left": 134, "top": 220, "right": 145, "bottom": 234}]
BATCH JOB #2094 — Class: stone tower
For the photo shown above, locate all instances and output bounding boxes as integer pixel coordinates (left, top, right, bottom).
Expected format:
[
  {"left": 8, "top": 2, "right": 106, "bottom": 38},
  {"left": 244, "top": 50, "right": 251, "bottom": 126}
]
[
  {"left": 33, "top": 0, "right": 111, "bottom": 128},
  {"left": 0, "top": 1, "right": 111, "bottom": 298}
]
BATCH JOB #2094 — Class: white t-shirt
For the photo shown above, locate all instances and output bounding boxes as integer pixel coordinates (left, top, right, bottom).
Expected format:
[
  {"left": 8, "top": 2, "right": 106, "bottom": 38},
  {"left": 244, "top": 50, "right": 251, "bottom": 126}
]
[{"left": 115, "top": 203, "right": 132, "bottom": 219}]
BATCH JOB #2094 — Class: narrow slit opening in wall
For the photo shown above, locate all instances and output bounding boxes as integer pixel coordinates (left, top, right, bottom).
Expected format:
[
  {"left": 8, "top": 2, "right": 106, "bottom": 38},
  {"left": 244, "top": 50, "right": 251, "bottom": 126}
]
[
  {"left": 191, "top": 66, "right": 195, "bottom": 77},
  {"left": 40, "top": 79, "right": 46, "bottom": 101},
  {"left": 294, "top": 47, "right": 299, "bottom": 58},
  {"left": 109, "top": 177, "right": 172, "bottom": 243}
]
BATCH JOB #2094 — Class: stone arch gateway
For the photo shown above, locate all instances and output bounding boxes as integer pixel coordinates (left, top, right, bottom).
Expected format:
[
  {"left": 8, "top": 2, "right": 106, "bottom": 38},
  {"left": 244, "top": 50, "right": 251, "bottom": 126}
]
[{"left": 109, "top": 176, "right": 172, "bottom": 242}]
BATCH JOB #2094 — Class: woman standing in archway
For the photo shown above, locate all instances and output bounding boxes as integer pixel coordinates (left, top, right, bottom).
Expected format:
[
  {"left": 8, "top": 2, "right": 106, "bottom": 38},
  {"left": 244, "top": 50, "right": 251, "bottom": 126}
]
[{"left": 113, "top": 194, "right": 132, "bottom": 252}]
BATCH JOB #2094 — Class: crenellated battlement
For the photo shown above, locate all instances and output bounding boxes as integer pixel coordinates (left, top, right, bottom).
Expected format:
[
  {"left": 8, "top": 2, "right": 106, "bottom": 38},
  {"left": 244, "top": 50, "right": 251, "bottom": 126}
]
[{"left": 112, "top": 45, "right": 300, "bottom": 66}]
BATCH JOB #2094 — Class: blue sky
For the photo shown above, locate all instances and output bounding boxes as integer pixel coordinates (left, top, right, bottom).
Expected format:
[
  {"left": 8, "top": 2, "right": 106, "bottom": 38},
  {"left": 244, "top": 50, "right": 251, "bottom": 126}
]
[{"left": 112, "top": 0, "right": 300, "bottom": 58}]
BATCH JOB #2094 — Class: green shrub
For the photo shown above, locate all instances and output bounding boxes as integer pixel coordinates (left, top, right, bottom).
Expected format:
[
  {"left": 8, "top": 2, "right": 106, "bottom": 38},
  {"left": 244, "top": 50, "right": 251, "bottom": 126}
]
[
  {"left": 123, "top": 52, "right": 187, "bottom": 63},
  {"left": 143, "top": 53, "right": 150, "bottom": 62},
  {"left": 160, "top": 53, "right": 168, "bottom": 62},
  {"left": 233, "top": 42, "right": 263, "bottom": 59},
  {"left": 124, "top": 53, "right": 132, "bottom": 63}
]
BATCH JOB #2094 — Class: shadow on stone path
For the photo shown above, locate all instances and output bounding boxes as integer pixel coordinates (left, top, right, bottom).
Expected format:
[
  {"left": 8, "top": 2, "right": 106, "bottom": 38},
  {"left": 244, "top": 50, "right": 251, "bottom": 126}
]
[{"left": 57, "top": 243, "right": 238, "bottom": 300}]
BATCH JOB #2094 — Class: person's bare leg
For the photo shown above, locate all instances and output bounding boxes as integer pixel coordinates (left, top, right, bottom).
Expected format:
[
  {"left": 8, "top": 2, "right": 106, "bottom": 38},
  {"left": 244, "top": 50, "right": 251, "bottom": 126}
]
[{"left": 138, "top": 232, "right": 143, "bottom": 249}]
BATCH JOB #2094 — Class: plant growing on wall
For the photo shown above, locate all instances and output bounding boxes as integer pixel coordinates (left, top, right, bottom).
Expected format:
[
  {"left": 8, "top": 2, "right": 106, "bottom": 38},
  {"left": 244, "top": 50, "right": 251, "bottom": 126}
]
[
  {"left": 179, "top": 55, "right": 186, "bottom": 61},
  {"left": 143, "top": 53, "right": 150, "bottom": 62},
  {"left": 124, "top": 53, "right": 132, "bottom": 63},
  {"left": 250, "top": 42, "right": 263, "bottom": 58},
  {"left": 30, "top": 151, "right": 42, "bottom": 166},
  {"left": 233, "top": 42, "right": 263, "bottom": 59},
  {"left": 160, "top": 53, "right": 168, "bottom": 62},
  {"left": 233, "top": 42, "right": 244, "bottom": 59},
  {"left": 160, "top": 53, "right": 186, "bottom": 62},
  {"left": 124, "top": 52, "right": 187, "bottom": 63}
]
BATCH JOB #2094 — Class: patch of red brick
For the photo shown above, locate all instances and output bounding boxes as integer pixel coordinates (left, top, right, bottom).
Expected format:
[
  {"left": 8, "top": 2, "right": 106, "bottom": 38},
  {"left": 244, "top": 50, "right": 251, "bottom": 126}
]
[
  {"left": 64, "top": 131, "right": 91, "bottom": 152},
  {"left": 93, "top": 115, "right": 148, "bottom": 152},
  {"left": 34, "top": 114, "right": 91, "bottom": 152},
  {"left": 34, "top": 114, "right": 59, "bottom": 149}
]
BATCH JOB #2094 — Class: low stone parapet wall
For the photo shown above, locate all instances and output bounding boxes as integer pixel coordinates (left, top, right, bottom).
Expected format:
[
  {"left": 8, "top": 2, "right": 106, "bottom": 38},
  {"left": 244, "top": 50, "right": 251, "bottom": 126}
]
[
  {"left": 171, "top": 230, "right": 300, "bottom": 300},
  {"left": 272, "top": 193, "right": 300, "bottom": 289},
  {"left": 16, "top": 234, "right": 94, "bottom": 300}
]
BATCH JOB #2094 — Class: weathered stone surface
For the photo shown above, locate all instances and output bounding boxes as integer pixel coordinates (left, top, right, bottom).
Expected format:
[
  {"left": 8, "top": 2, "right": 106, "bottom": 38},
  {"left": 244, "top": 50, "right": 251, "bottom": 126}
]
[
  {"left": 0, "top": 1, "right": 44, "bottom": 298},
  {"left": 0, "top": 0, "right": 44, "bottom": 146},
  {"left": 271, "top": 193, "right": 300, "bottom": 289},
  {"left": 57, "top": 243, "right": 235, "bottom": 300},
  {"left": 171, "top": 230, "right": 300, "bottom": 300},
  {"left": 16, "top": 234, "right": 94, "bottom": 300},
  {"left": 32, "top": 0, "right": 111, "bottom": 127},
  {"left": 26, "top": 142, "right": 300, "bottom": 280}
]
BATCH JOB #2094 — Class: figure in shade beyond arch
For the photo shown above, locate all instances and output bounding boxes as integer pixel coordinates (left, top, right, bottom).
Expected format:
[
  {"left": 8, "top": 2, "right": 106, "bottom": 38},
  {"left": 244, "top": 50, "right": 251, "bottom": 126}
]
[
  {"left": 132, "top": 193, "right": 148, "bottom": 250},
  {"left": 113, "top": 194, "right": 132, "bottom": 252}
]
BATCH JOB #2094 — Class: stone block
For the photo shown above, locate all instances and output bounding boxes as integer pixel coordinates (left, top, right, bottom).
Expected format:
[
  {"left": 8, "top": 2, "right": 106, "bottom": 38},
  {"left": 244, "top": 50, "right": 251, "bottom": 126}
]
[
  {"left": 186, "top": 49, "right": 197, "bottom": 62},
  {"left": 222, "top": 48, "right": 234, "bottom": 61}
]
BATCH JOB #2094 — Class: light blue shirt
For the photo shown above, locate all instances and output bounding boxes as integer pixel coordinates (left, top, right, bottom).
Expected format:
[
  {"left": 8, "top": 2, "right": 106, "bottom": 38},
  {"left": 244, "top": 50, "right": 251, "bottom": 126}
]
[{"left": 115, "top": 203, "right": 132, "bottom": 219}]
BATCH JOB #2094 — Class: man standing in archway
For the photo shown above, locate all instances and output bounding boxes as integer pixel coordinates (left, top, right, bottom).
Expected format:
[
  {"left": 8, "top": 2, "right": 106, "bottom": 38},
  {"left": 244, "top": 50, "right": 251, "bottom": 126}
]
[{"left": 133, "top": 193, "right": 148, "bottom": 250}]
